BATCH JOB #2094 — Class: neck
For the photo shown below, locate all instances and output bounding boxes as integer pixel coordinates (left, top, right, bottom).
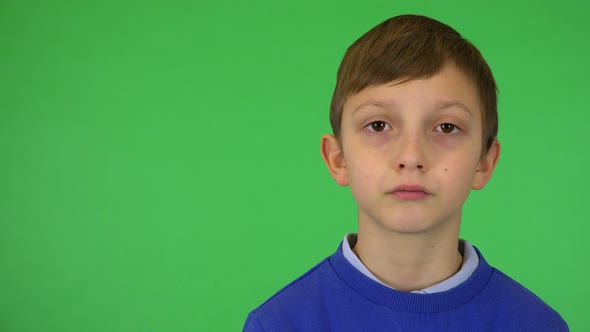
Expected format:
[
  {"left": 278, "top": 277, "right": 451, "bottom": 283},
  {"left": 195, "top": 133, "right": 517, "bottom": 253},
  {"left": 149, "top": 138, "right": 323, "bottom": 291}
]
[{"left": 353, "top": 214, "right": 463, "bottom": 292}]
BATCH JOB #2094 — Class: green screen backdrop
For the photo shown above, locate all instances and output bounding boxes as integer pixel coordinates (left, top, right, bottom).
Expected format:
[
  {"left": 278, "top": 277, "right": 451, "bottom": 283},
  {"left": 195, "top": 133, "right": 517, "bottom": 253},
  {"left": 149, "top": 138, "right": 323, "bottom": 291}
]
[{"left": 1, "top": 1, "right": 588, "bottom": 331}]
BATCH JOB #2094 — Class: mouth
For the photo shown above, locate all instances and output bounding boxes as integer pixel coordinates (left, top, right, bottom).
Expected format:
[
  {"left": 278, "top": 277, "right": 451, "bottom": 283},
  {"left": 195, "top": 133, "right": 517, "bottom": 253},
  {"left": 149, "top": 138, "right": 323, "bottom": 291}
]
[{"left": 388, "top": 184, "right": 432, "bottom": 200}]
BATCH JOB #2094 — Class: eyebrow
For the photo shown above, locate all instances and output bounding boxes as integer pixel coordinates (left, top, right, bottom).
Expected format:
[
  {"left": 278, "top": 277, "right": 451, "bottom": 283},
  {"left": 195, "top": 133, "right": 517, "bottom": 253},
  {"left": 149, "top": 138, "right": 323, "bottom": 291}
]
[
  {"left": 433, "top": 100, "right": 473, "bottom": 116},
  {"left": 352, "top": 100, "right": 473, "bottom": 116},
  {"left": 352, "top": 100, "right": 393, "bottom": 114}
]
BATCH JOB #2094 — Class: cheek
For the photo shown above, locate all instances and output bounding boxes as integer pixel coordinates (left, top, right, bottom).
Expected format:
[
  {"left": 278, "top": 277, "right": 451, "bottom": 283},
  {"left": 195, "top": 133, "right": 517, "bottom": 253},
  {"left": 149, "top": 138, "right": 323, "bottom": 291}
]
[
  {"left": 345, "top": 149, "right": 383, "bottom": 186},
  {"left": 434, "top": 136, "right": 481, "bottom": 169},
  {"left": 439, "top": 158, "right": 479, "bottom": 194}
]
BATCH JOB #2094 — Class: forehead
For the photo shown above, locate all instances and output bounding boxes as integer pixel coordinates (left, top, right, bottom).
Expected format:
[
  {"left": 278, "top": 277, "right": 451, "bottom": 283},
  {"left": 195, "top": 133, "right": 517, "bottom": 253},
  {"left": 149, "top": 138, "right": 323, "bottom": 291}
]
[{"left": 343, "top": 63, "right": 481, "bottom": 117}]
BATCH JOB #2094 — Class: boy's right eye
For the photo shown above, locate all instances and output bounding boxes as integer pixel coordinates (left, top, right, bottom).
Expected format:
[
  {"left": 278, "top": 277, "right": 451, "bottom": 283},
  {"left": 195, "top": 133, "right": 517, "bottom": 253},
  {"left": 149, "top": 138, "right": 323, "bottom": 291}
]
[{"left": 366, "top": 121, "right": 391, "bottom": 132}]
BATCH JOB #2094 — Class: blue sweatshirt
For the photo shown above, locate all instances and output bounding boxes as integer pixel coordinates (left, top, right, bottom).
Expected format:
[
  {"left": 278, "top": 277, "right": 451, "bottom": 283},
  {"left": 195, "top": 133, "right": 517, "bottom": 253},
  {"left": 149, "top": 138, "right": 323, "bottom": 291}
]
[{"left": 243, "top": 243, "right": 568, "bottom": 331}]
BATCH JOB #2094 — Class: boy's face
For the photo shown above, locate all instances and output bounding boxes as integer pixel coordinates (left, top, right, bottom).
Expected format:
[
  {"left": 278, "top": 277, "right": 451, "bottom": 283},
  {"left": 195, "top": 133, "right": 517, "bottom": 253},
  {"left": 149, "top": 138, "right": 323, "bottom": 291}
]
[{"left": 321, "top": 62, "right": 500, "bottom": 234}]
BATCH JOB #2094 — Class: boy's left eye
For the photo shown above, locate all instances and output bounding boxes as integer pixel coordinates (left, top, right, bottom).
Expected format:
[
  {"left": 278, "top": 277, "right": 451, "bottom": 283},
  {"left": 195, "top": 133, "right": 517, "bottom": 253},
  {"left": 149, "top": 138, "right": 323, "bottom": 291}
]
[{"left": 436, "top": 123, "right": 459, "bottom": 134}]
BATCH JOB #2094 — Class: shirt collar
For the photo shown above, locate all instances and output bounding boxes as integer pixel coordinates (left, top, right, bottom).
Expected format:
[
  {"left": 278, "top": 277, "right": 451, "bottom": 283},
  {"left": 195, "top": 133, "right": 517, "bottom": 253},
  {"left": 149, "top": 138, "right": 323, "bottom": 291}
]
[{"left": 341, "top": 233, "right": 479, "bottom": 293}]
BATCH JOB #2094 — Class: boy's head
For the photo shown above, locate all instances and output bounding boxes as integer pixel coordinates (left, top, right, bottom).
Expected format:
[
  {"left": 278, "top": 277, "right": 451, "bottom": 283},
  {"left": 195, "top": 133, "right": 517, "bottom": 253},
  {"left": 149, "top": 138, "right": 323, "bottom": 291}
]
[
  {"left": 330, "top": 14, "right": 498, "bottom": 153},
  {"left": 320, "top": 15, "right": 501, "bottom": 234}
]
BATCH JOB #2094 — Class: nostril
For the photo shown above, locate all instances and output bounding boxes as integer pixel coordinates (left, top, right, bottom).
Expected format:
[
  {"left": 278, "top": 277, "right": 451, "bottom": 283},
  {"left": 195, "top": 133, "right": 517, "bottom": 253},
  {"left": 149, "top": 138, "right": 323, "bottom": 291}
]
[{"left": 397, "top": 163, "right": 424, "bottom": 170}]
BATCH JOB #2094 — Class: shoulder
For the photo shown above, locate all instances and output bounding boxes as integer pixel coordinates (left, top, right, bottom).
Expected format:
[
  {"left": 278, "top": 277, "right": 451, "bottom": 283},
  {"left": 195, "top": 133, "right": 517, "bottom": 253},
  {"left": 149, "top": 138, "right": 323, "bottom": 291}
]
[
  {"left": 256, "top": 257, "right": 333, "bottom": 310},
  {"left": 243, "top": 255, "right": 340, "bottom": 331},
  {"left": 481, "top": 267, "right": 569, "bottom": 331}
]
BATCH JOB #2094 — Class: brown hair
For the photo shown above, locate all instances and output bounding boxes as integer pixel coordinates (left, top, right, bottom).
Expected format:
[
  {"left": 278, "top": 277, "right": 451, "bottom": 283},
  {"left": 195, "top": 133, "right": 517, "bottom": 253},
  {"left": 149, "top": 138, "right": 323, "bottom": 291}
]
[{"left": 330, "top": 14, "right": 498, "bottom": 152}]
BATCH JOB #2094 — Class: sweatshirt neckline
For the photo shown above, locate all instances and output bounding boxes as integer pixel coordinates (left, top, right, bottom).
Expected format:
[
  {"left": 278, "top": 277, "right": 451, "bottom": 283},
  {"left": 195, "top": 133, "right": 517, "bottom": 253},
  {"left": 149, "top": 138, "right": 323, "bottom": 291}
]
[{"left": 328, "top": 242, "right": 494, "bottom": 313}]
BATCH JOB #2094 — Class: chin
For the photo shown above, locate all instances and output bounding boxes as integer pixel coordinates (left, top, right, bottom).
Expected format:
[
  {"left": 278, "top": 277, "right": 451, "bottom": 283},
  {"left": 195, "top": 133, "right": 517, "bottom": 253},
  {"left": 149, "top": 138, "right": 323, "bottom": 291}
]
[
  {"left": 378, "top": 214, "right": 436, "bottom": 234},
  {"left": 359, "top": 206, "right": 451, "bottom": 234},
  {"left": 384, "top": 222, "right": 434, "bottom": 234}
]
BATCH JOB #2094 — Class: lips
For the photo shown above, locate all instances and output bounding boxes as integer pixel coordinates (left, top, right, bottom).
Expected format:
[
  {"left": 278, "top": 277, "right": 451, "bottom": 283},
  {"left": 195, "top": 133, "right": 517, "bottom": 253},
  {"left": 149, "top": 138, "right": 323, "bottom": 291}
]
[{"left": 389, "top": 184, "right": 432, "bottom": 200}]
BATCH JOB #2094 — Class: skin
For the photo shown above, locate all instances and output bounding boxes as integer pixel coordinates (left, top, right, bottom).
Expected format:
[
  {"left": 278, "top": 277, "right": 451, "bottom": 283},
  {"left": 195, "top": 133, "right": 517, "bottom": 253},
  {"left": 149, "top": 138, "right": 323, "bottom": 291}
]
[{"left": 321, "top": 62, "right": 500, "bottom": 292}]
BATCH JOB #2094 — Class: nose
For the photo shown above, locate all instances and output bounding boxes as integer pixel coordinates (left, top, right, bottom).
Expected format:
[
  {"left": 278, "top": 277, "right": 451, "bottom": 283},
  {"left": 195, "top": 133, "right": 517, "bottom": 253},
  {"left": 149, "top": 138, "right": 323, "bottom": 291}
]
[{"left": 392, "top": 133, "right": 426, "bottom": 171}]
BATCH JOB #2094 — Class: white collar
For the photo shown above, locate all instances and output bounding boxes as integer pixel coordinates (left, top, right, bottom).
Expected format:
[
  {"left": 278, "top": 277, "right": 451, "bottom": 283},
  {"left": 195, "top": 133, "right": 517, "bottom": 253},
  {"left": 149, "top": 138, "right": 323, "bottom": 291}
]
[{"left": 341, "top": 233, "right": 479, "bottom": 294}]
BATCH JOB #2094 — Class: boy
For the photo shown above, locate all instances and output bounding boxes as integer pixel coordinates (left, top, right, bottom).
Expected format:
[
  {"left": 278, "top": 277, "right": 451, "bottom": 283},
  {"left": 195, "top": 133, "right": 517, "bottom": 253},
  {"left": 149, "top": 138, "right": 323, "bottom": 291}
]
[{"left": 243, "top": 14, "right": 568, "bottom": 331}]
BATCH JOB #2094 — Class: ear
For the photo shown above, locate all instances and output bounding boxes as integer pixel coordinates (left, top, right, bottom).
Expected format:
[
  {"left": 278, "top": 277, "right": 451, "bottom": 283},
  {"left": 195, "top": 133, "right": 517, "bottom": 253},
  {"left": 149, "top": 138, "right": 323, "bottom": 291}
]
[
  {"left": 472, "top": 139, "right": 501, "bottom": 190},
  {"left": 320, "top": 134, "right": 349, "bottom": 186}
]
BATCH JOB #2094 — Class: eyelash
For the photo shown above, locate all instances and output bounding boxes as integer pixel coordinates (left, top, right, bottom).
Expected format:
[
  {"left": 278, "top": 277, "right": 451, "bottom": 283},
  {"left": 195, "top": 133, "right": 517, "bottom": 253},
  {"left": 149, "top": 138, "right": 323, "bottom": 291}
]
[
  {"left": 366, "top": 121, "right": 391, "bottom": 133},
  {"left": 364, "top": 121, "right": 461, "bottom": 134},
  {"left": 435, "top": 123, "right": 460, "bottom": 134}
]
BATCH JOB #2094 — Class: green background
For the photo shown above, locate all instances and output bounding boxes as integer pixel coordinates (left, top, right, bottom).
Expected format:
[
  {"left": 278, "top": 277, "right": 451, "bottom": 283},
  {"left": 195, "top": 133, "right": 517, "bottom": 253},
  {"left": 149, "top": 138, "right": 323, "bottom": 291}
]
[{"left": 1, "top": 0, "right": 588, "bottom": 331}]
